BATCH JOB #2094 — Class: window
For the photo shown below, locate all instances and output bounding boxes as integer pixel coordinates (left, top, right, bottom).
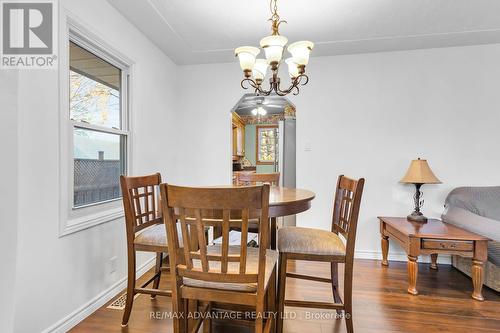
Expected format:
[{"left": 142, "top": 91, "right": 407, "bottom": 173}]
[
  {"left": 256, "top": 125, "right": 277, "bottom": 165},
  {"left": 59, "top": 18, "right": 133, "bottom": 236},
  {"left": 69, "top": 41, "right": 128, "bottom": 208}
]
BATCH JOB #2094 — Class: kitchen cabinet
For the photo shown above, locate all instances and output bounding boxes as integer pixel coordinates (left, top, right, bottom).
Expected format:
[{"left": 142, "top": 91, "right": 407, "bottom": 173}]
[{"left": 232, "top": 112, "right": 245, "bottom": 157}]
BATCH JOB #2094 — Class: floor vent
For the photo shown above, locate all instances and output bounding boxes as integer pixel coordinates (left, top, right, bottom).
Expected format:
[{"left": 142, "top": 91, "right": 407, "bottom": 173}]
[{"left": 106, "top": 293, "right": 139, "bottom": 310}]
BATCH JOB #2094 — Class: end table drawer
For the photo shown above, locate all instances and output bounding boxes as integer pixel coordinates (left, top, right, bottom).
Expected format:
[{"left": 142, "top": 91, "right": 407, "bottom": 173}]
[{"left": 422, "top": 239, "right": 473, "bottom": 251}]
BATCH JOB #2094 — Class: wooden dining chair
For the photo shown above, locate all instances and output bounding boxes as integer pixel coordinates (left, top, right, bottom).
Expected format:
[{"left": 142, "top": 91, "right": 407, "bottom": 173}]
[
  {"left": 160, "top": 184, "right": 278, "bottom": 333},
  {"left": 236, "top": 172, "right": 280, "bottom": 186},
  {"left": 276, "top": 175, "right": 365, "bottom": 333},
  {"left": 120, "top": 173, "right": 171, "bottom": 327}
]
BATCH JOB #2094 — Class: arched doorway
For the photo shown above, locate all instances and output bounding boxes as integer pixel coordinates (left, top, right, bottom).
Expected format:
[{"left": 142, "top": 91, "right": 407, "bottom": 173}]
[{"left": 230, "top": 93, "right": 297, "bottom": 226}]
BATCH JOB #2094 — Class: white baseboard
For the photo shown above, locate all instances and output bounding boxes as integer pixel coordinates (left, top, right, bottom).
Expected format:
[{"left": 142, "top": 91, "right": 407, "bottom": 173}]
[
  {"left": 355, "top": 250, "right": 451, "bottom": 264},
  {"left": 42, "top": 256, "right": 157, "bottom": 333}
]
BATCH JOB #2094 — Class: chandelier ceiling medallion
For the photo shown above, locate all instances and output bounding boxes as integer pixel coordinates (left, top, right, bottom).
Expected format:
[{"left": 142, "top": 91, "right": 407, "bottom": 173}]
[{"left": 235, "top": 0, "right": 314, "bottom": 96}]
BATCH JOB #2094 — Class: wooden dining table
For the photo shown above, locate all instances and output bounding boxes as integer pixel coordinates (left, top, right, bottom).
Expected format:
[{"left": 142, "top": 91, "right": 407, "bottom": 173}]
[
  {"left": 219, "top": 185, "right": 314, "bottom": 249},
  {"left": 209, "top": 185, "right": 315, "bottom": 248},
  {"left": 267, "top": 186, "right": 316, "bottom": 249},
  {"left": 268, "top": 186, "right": 316, "bottom": 218}
]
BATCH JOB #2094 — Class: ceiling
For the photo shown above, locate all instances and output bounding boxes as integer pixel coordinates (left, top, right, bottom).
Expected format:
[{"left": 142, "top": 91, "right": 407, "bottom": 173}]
[
  {"left": 233, "top": 94, "right": 292, "bottom": 116},
  {"left": 108, "top": 0, "right": 500, "bottom": 65}
]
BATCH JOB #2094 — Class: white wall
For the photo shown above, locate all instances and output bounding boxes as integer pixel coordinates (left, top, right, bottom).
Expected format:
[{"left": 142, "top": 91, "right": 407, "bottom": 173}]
[
  {"left": 0, "top": 71, "right": 18, "bottom": 333},
  {"left": 10, "top": 0, "right": 178, "bottom": 332},
  {"left": 176, "top": 44, "right": 500, "bottom": 262},
  {"left": 174, "top": 63, "right": 241, "bottom": 186}
]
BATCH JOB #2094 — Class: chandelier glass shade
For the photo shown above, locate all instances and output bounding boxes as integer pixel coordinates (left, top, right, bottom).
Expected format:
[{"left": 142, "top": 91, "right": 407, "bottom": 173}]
[{"left": 235, "top": 0, "right": 313, "bottom": 96}]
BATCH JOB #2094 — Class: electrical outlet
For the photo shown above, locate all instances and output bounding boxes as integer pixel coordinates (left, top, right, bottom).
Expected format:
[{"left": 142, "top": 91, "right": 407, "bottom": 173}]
[{"left": 109, "top": 256, "right": 117, "bottom": 274}]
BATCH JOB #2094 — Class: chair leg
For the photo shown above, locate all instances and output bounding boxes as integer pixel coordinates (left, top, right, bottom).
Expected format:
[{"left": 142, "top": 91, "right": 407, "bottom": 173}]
[
  {"left": 121, "top": 248, "right": 136, "bottom": 327},
  {"left": 255, "top": 300, "right": 264, "bottom": 333},
  {"left": 182, "top": 299, "right": 189, "bottom": 333},
  {"left": 187, "top": 299, "right": 198, "bottom": 332},
  {"left": 331, "top": 262, "right": 340, "bottom": 299},
  {"left": 170, "top": 274, "right": 185, "bottom": 333},
  {"left": 276, "top": 254, "right": 287, "bottom": 333},
  {"left": 267, "top": 267, "right": 277, "bottom": 333},
  {"left": 345, "top": 302, "right": 353, "bottom": 333},
  {"left": 331, "top": 262, "right": 341, "bottom": 314},
  {"left": 151, "top": 252, "right": 163, "bottom": 299},
  {"left": 203, "top": 302, "right": 212, "bottom": 333},
  {"left": 344, "top": 263, "right": 354, "bottom": 333}
]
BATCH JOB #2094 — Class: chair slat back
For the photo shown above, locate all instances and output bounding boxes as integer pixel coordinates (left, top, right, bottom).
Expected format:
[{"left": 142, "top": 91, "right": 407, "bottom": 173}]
[
  {"left": 120, "top": 173, "right": 162, "bottom": 234},
  {"left": 236, "top": 172, "right": 280, "bottom": 186},
  {"left": 331, "top": 175, "right": 365, "bottom": 246},
  {"left": 160, "top": 184, "right": 270, "bottom": 286}
]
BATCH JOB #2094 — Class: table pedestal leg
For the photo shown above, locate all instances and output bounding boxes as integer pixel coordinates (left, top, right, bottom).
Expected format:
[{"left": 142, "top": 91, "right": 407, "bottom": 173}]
[
  {"left": 381, "top": 235, "right": 389, "bottom": 266},
  {"left": 270, "top": 217, "right": 277, "bottom": 250},
  {"left": 471, "top": 260, "right": 484, "bottom": 301},
  {"left": 407, "top": 255, "right": 418, "bottom": 295},
  {"left": 430, "top": 254, "right": 438, "bottom": 270}
]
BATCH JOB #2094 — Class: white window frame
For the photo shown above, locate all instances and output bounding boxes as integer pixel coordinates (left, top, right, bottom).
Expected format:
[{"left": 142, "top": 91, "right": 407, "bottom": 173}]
[{"left": 59, "top": 12, "right": 134, "bottom": 237}]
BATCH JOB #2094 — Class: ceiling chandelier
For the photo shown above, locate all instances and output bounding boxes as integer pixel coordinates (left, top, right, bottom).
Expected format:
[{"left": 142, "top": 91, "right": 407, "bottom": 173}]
[
  {"left": 235, "top": 0, "right": 314, "bottom": 96},
  {"left": 252, "top": 101, "right": 267, "bottom": 116}
]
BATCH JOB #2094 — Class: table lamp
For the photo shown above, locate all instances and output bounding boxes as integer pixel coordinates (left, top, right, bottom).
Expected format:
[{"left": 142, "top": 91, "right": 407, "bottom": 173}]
[{"left": 400, "top": 158, "right": 441, "bottom": 223}]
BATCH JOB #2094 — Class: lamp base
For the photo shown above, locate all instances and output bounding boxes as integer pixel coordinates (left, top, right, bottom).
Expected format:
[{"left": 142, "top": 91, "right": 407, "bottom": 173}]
[{"left": 407, "top": 212, "right": 428, "bottom": 223}]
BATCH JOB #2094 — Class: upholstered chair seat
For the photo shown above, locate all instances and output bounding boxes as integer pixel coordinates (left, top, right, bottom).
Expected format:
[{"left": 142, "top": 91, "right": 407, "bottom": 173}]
[
  {"left": 278, "top": 227, "right": 346, "bottom": 256},
  {"left": 134, "top": 223, "right": 190, "bottom": 250},
  {"left": 134, "top": 223, "right": 168, "bottom": 248},
  {"left": 183, "top": 245, "right": 279, "bottom": 292}
]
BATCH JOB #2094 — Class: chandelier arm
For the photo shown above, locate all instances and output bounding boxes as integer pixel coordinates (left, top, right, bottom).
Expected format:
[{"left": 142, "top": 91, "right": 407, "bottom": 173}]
[
  {"left": 240, "top": 78, "right": 259, "bottom": 90},
  {"left": 255, "top": 81, "right": 275, "bottom": 96},
  {"left": 274, "top": 74, "right": 309, "bottom": 96},
  {"left": 296, "top": 74, "right": 309, "bottom": 86},
  {"left": 256, "top": 89, "right": 272, "bottom": 96},
  {"left": 274, "top": 80, "right": 291, "bottom": 96}
]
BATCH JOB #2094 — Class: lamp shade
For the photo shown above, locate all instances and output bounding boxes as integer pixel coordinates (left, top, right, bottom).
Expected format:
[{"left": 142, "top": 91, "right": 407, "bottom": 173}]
[
  {"left": 252, "top": 59, "right": 268, "bottom": 81},
  {"left": 260, "top": 35, "right": 288, "bottom": 64},
  {"left": 287, "top": 41, "right": 314, "bottom": 65},
  {"left": 400, "top": 158, "right": 442, "bottom": 184},
  {"left": 285, "top": 58, "right": 299, "bottom": 78},
  {"left": 235, "top": 46, "right": 260, "bottom": 71}
]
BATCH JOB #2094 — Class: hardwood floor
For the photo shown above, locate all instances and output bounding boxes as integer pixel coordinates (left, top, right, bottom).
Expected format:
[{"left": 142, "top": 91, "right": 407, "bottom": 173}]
[{"left": 72, "top": 259, "right": 500, "bottom": 333}]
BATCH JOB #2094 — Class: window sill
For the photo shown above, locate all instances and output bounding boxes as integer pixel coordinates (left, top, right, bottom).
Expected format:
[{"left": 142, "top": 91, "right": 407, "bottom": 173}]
[{"left": 59, "top": 206, "right": 124, "bottom": 237}]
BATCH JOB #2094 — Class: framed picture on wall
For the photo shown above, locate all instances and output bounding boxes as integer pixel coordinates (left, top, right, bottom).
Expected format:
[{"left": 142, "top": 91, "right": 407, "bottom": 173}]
[{"left": 256, "top": 125, "right": 278, "bottom": 165}]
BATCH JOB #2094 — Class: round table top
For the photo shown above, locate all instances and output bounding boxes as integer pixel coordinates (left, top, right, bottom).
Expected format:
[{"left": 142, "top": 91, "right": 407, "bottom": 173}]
[
  {"left": 200, "top": 185, "right": 315, "bottom": 218},
  {"left": 268, "top": 186, "right": 316, "bottom": 217},
  {"left": 268, "top": 186, "right": 315, "bottom": 205}
]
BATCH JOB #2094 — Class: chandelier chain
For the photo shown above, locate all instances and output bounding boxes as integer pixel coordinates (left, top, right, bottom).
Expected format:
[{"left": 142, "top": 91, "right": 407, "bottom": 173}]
[
  {"left": 270, "top": 0, "right": 279, "bottom": 21},
  {"left": 269, "top": 0, "right": 286, "bottom": 35}
]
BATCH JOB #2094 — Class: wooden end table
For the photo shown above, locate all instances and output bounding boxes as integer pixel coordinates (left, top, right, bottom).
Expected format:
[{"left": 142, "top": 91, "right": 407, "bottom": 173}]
[{"left": 378, "top": 216, "right": 491, "bottom": 300}]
